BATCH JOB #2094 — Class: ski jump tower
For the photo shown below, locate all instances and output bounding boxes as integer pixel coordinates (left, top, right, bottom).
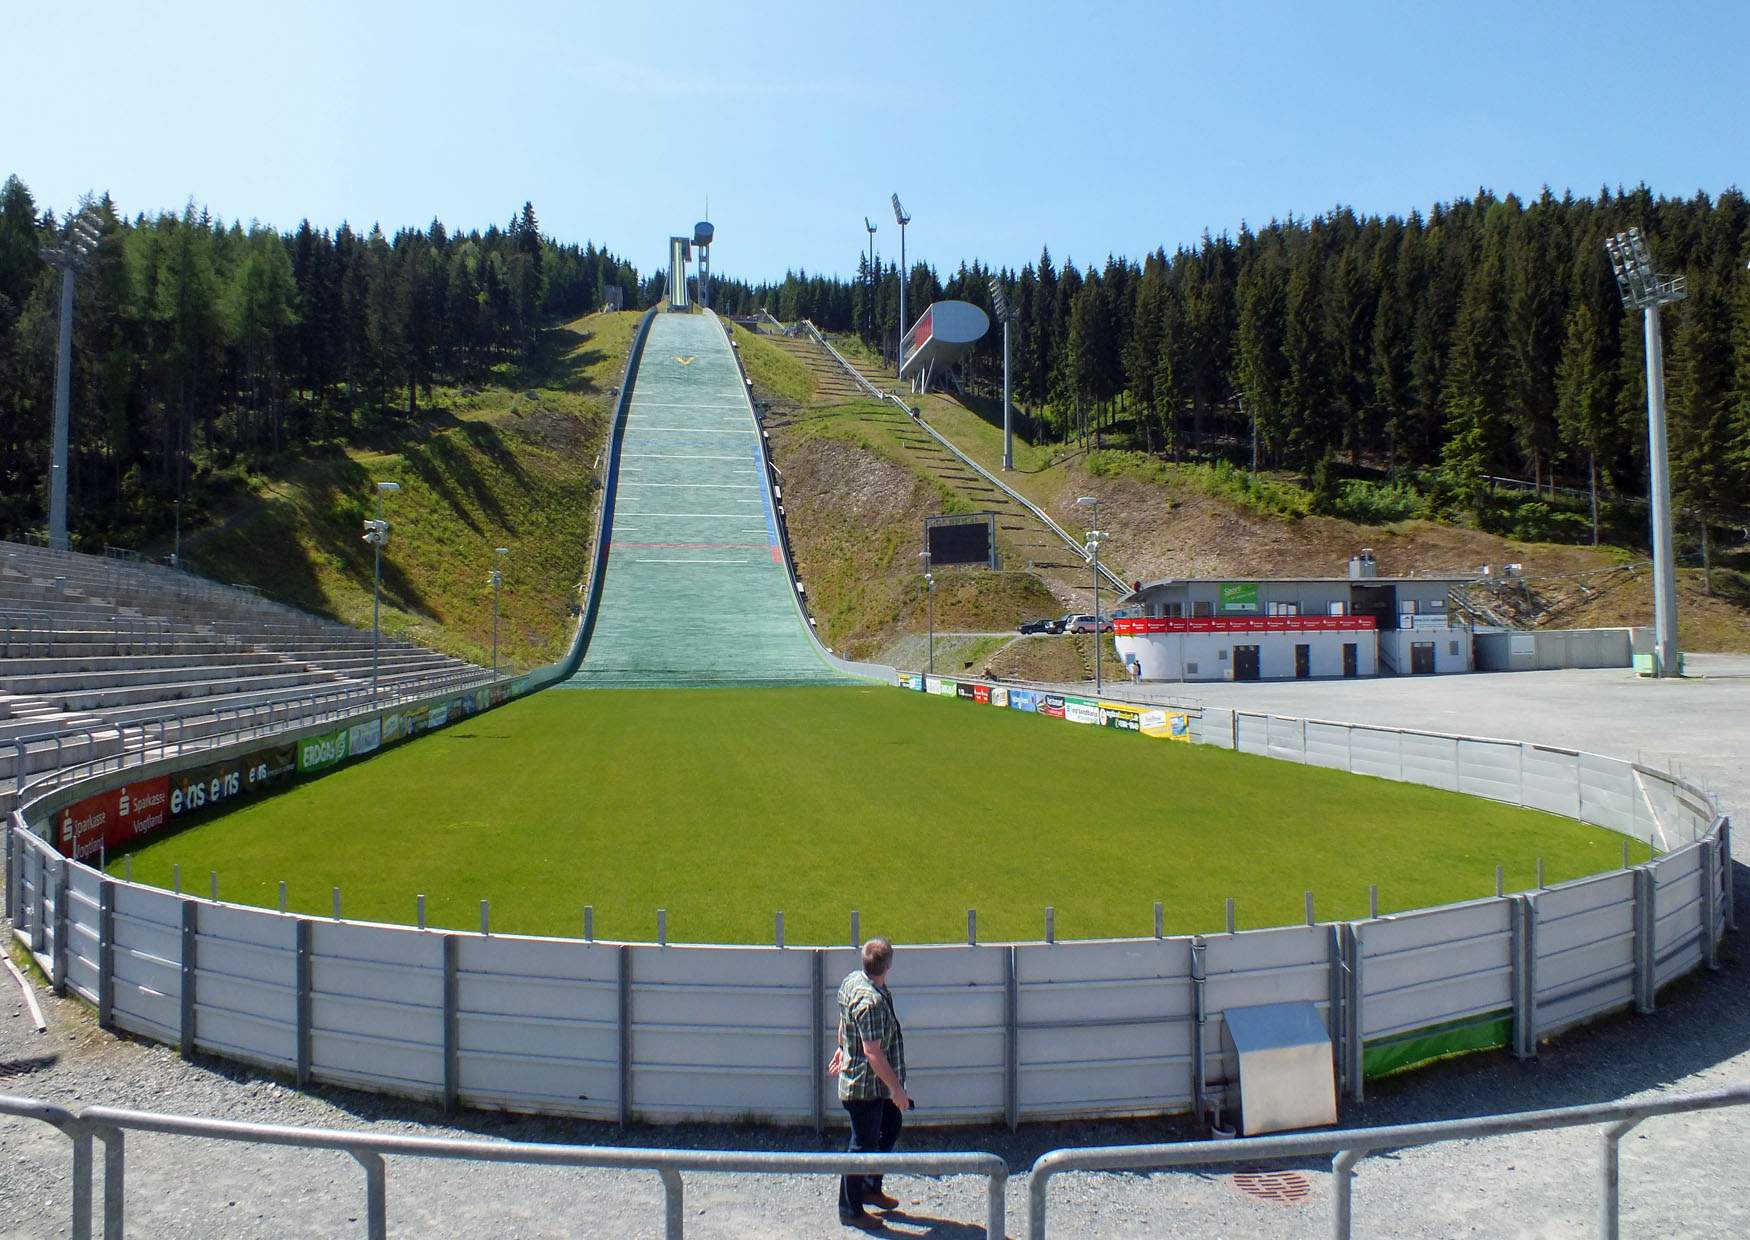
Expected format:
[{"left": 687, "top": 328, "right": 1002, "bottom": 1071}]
[{"left": 666, "top": 220, "right": 715, "bottom": 310}]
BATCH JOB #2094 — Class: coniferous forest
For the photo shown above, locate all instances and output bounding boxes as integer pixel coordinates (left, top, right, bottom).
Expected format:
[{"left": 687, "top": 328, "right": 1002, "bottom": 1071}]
[
  {"left": 4, "top": 177, "right": 1749, "bottom": 556},
  {"left": 715, "top": 186, "right": 1750, "bottom": 546},
  {"left": 0, "top": 175, "right": 637, "bottom": 548}
]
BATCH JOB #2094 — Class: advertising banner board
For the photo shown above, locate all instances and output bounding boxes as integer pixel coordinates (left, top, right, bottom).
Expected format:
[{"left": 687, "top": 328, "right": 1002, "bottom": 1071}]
[
  {"left": 1008, "top": 688, "right": 1040, "bottom": 713},
  {"left": 427, "top": 702, "right": 450, "bottom": 729},
  {"left": 972, "top": 684, "right": 991, "bottom": 705},
  {"left": 898, "top": 672, "right": 924, "bottom": 691},
  {"left": 1220, "top": 582, "right": 1260, "bottom": 614},
  {"left": 955, "top": 683, "right": 978, "bottom": 701},
  {"left": 347, "top": 718, "right": 382, "bottom": 757},
  {"left": 169, "top": 744, "right": 297, "bottom": 819},
  {"left": 990, "top": 686, "right": 1009, "bottom": 708},
  {"left": 297, "top": 728, "right": 349, "bottom": 774},
  {"left": 1063, "top": 696, "right": 1101, "bottom": 725},
  {"left": 1099, "top": 701, "right": 1141, "bottom": 731},
  {"left": 1039, "top": 694, "right": 1066, "bottom": 719},
  {"left": 1141, "top": 709, "right": 1193, "bottom": 742},
  {"left": 56, "top": 776, "right": 172, "bottom": 861}
]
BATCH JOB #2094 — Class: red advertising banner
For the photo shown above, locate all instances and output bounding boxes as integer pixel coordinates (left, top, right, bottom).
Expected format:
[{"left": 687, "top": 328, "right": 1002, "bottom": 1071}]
[
  {"left": 55, "top": 776, "right": 171, "bottom": 862},
  {"left": 972, "top": 684, "right": 991, "bottom": 705},
  {"left": 1113, "top": 615, "right": 1377, "bottom": 636}
]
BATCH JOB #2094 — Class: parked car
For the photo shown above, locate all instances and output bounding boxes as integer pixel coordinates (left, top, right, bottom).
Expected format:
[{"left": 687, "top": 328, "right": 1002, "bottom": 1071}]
[
  {"left": 1019, "top": 618, "right": 1063, "bottom": 635},
  {"left": 1064, "top": 614, "right": 1113, "bottom": 634}
]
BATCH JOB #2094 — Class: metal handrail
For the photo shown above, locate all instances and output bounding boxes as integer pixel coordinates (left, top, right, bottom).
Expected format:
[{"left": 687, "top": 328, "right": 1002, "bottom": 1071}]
[
  {"left": 0, "top": 1094, "right": 93, "bottom": 1239},
  {"left": 73, "top": 1102, "right": 1007, "bottom": 1240},
  {"left": 1027, "top": 1084, "right": 1750, "bottom": 1240}
]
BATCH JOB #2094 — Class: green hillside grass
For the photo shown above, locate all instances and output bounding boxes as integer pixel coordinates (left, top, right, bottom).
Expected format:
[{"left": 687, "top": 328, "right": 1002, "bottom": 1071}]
[
  {"left": 111, "top": 685, "right": 1647, "bottom": 945},
  {"left": 181, "top": 311, "right": 640, "bottom": 670}
]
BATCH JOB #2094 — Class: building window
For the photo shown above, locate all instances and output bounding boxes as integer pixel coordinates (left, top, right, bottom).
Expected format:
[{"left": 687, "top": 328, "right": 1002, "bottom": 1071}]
[
  {"left": 1160, "top": 602, "right": 1183, "bottom": 618},
  {"left": 1328, "top": 601, "right": 1347, "bottom": 615},
  {"left": 1449, "top": 640, "right": 1460, "bottom": 656},
  {"left": 1193, "top": 601, "right": 1214, "bottom": 617},
  {"left": 1267, "top": 602, "right": 1300, "bottom": 617},
  {"left": 1399, "top": 599, "right": 1419, "bottom": 615},
  {"left": 1185, "top": 661, "right": 1199, "bottom": 675},
  {"left": 1218, "top": 648, "right": 1229, "bottom": 660}
]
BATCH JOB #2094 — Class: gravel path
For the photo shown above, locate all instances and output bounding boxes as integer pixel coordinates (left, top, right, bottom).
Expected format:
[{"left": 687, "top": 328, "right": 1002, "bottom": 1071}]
[{"left": 4, "top": 663, "right": 1748, "bottom": 1238}]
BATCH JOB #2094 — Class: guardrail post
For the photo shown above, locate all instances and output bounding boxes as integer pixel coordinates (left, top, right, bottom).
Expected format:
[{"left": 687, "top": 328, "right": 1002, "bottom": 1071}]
[
  {"left": 658, "top": 1166, "right": 684, "bottom": 1240},
  {"left": 179, "top": 900, "right": 197, "bottom": 1059},
  {"left": 1632, "top": 866, "right": 1656, "bottom": 1014},
  {"left": 3, "top": 819, "right": 15, "bottom": 922},
  {"left": 53, "top": 857, "right": 70, "bottom": 994},
  {"left": 295, "top": 919, "right": 312, "bottom": 1087},
  {"left": 95, "top": 1126, "right": 123, "bottom": 1240},
  {"left": 443, "top": 933, "right": 460, "bottom": 1111},
  {"left": 1331, "top": 1148, "right": 1362, "bottom": 1240},
  {"left": 1190, "top": 935, "right": 1208, "bottom": 1120},
  {"left": 1700, "top": 838, "right": 1719, "bottom": 971},
  {"left": 810, "top": 949, "right": 825, "bottom": 1134},
  {"left": 350, "top": 1150, "right": 387, "bottom": 1240},
  {"left": 69, "top": 1122, "right": 93, "bottom": 1240},
  {"left": 1345, "top": 923, "right": 1365, "bottom": 1100},
  {"left": 617, "top": 944, "right": 632, "bottom": 1128},
  {"left": 98, "top": 878, "right": 115, "bottom": 1028},
  {"left": 1598, "top": 1117, "right": 1641, "bottom": 1240},
  {"left": 1511, "top": 894, "right": 1538, "bottom": 1059},
  {"left": 1005, "top": 944, "right": 1020, "bottom": 1131}
]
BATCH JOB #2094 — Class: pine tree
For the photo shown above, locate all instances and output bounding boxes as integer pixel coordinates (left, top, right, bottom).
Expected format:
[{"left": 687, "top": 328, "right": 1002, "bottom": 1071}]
[
  {"left": 1669, "top": 278, "right": 1737, "bottom": 592},
  {"left": 1440, "top": 252, "right": 1510, "bottom": 516},
  {"left": 1555, "top": 303, "right": 1611, "bottom": 542}
]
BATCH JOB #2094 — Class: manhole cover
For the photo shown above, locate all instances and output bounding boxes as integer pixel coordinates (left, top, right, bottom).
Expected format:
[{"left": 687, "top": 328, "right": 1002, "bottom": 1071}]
[
  {"left": 1232, "top": 1171, "right": 1311, "bottom": 1204},
  {"left": 0, "top": 1056, "right": 58, "bottom": 1081}
]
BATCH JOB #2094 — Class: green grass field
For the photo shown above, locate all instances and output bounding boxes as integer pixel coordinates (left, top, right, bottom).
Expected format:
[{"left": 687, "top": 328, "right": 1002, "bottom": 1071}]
[{"left": 111, "top": 686, "right": 1648, "bottom": 944}]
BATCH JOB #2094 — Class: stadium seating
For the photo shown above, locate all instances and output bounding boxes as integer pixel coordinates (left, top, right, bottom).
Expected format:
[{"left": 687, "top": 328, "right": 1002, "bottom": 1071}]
[{"left": 0, "top": 539, "right": 488, "bottom": 805}]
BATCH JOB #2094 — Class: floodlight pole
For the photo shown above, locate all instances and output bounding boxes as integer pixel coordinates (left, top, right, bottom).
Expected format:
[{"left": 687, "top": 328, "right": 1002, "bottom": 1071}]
[
  {"left": 893, "top": 194, "right": 910, "bottom": 376},
  {"left": 865, "top": 219, "right": 877, "bottom": 342},
  {"left": 367, "top": 481, "right": 400, "bottom": 700},
  {"left": 1001, "top": 314, "right": 1013, "bottom": 471},
  {"left": 1642, "top": 302, "right": 1680, "bottom": 676},
  {"left": 1078, "top": 496, "right": 1103, "bottom": 693},
  {"left": 490, "top": 547, "right": 508, "bottom": 679},
  {"left": 919, "top": 549, "right": 934, "bottom": 675}
]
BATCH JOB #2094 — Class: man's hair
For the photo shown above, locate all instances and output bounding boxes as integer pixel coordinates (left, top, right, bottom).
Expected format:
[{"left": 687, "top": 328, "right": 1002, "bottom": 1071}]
[{"left": 861, "top": 936, "right": 894, "bottom": 977}]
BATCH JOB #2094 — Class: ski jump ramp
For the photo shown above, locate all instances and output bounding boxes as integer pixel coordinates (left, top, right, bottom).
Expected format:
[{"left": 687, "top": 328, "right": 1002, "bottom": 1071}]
[{"left": 564, "top": 311, "right": 865, "bottom": 688}]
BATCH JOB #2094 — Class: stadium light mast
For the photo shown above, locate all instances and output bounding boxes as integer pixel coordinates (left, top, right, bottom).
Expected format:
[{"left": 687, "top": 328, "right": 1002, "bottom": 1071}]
[
  {"left": 1077, "top": 496, "right": 1107, "bottom": 693},
  {"left": 918, "top": 548, "right": 934, "bottom": 675},
  {"left": 989, "top": 277, "right": 1015, "bottom": 471},
  {"left": 864, "top": 217, "right": 877, "bottom": 341},
  {"left": 363, "top": 481, "right": 401, "bottom": 699},
  {"left": 489, "top": 546, "right": 509, "bottom": 680},
  {"left": 1604, "top": 226, "right": 1687, "bottom": 677},
  {"left": 41, "top": 208, "right": 103, "bottom": 550},
  {"left": 892, "top": 194, "right": 911, "bottom": 376}
]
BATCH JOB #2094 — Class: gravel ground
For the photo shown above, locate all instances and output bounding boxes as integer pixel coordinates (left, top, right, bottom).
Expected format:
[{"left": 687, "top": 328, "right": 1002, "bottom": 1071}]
[{"left": 4, "top": 662, "right": 1748, "bottom": 1238}]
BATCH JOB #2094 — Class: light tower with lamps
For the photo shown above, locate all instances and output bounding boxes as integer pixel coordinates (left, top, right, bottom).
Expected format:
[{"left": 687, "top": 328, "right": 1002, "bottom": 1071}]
[
  {"left": 489, "top": 546, "right": 509, "bottom": 679},
  {"left": 362, "top": 481, "right": 401, "bottom": 698},
  {"left": 891, "top": 194, "right": 911, "bottom": 375},
  {"left": 1603, "top": 226, "right": 1686, "bottom": 677},
  {"left": 988, "top": 277, "right": 1015, "bottom": 471},
  {"left": 41, "top": 207, "right": 103, "bottom": 550},
  {"left": 864, "top": 217, "right": 877, "bottom": 342},
  {"left": 918, "top": 548, "right": 935, "bottom": 674},
  {"left": 1076, "top": 496, "right": 1108, "bottom": 693}
]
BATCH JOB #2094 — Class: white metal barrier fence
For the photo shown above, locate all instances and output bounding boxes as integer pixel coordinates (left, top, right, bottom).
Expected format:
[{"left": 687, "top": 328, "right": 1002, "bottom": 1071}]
[{"left": 4, "top": 695, "right": 1729, "bottom": 1129}]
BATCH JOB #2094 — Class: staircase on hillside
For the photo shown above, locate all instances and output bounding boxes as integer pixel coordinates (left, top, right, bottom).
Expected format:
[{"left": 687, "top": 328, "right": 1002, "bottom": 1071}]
[{"left": 767, "top": 335, "right": 870, "bottom": 404}]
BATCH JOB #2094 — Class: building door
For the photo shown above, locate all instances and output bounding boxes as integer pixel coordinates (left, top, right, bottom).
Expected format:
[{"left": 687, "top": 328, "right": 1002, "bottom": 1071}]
[
  {"left": 1342, "top": 642, "right": 1358, "bottom": 678},
  {"left": 1410, "top": 642, "right": 1436, "bottom": 675},
  {"left": 1295, "top": 644, "right": 1311, "bottom": 679},
  {"left": 1233, "top": 645, "right": 1261, "bottom": 681}
]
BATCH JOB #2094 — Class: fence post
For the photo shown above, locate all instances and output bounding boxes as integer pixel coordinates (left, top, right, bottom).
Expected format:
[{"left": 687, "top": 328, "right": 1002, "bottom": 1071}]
[
  {"left": 850, "top": 909, "right": 859, "bottom": 947},
  {"left": 3, "top": 820, "right": 14, "bottom": 922},
  {"left": 967, "top": 909, "right": 976, "bottom": 945},
  {"left": 97, "top": 878, "right": 115, "bottom": 1029},
  {"left": 810, "top": 949, "right": 825, "bottom": 1135},
  {"left": 1327, "top": 924, "right": 1346, "bottom": 1096},
  {"left": 1153, "top": 901, "right": 1163, "bottom": 938},
  {"left": 1190, "top": 935, "right": 1208, "bottom": 1120},
  {"left": 295, "top": 919, "right": 312, "bottom": 1088},
  {"left": 1511, "top": 894, "right": 1537, "bottom": 1059},
  {"left": 1044, "top": 907, "right": 1054, "bottom": 944},
  {"left": 1345, "top": 923, "right": 1365, "bottom": 1101},
  {"left": 52, "top": 857, "right": 69, "bottom": 994},
  {"left": 1722, "top": 818, "right": 1736, "bottom": 931},
  {"left": 1633, "top": 866, "right": 1656, "bottom": 1014},
  {"left": 617, "top": 944, "right": 633, "bottom": 1127},
  {"left": 1005, "top": 944, "right": 1020, "bottom": 1131},
  {"left": 179, "top": 900, "right": 198, "bottom": 1059},
  {"left": 443, "top": 933, "right": 460, "bottom": 1111},
  {"left": 1701, "top": 838, "right": 1719, "bottom": 971}
]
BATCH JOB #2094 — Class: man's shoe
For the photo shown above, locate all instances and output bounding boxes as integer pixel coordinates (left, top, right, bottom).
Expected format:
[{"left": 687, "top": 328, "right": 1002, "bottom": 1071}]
[
  {"left": 838, "top": 1210, "right": 883, "bottom": 1231},
  {"left": 865, "top": 1190, "right": 901, "bottom": 1210}
]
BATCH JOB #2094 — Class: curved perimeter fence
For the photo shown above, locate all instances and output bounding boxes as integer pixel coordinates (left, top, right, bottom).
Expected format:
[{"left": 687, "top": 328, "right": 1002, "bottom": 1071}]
[{"left": 4, "top": 667, "right": 1731, "bottom": 1129}]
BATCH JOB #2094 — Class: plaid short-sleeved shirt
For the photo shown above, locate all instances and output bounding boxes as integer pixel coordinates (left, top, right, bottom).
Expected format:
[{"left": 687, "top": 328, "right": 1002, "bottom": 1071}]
[{"left": 836, "top": 969, "right": 906, "bottom": 1102}]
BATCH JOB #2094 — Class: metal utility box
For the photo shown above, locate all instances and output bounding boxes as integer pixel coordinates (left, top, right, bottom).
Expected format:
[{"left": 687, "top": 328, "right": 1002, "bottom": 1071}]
[{"left": 1221, "top": 1001, "right": 1338, "bottom": 1135}]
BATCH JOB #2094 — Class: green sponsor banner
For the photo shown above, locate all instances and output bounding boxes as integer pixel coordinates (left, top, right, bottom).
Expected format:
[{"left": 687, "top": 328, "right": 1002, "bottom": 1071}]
[
  {"left": 1219, "top": 582, "right": 1259, "bottom": 613},
  {"left": 296, "top": 728, "right": 349, "bottom": 773},
  {"left": 1362, "top": 1010, "right": 1512, "bottom": 1079}
]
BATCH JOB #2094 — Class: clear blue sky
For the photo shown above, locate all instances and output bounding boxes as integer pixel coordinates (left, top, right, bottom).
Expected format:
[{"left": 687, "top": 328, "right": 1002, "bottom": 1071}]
[{"left": 8, "top": 1, "right": 1747, "bottom": 283}]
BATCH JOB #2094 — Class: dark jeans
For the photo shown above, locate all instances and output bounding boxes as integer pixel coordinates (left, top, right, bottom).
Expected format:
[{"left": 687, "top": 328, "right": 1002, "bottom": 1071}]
[{"left": 838, "top": 1097, "right": 904, "bottom": 1216}]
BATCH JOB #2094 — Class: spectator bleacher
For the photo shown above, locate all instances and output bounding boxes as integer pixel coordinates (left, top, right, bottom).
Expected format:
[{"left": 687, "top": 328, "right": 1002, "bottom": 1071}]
[{"left": 1, "top": 539, "right": 490, "bottom": 807}]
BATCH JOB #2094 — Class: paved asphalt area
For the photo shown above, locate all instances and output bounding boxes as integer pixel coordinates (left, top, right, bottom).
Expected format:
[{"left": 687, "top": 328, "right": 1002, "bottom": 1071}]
[{"left": 3, "top": 660, "right": 1748, "bottom": 1237}]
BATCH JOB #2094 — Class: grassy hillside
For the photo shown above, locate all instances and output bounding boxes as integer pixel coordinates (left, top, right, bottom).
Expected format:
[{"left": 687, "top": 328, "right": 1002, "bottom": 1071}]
[{"left": 176, "top": 311, "right": 641, "bottom": 670}]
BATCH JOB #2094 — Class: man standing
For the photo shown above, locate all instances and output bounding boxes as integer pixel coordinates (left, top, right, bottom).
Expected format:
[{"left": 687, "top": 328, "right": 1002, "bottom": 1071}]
[{"left": 828, "top": 936, "right": 910, "bottom": 1229}]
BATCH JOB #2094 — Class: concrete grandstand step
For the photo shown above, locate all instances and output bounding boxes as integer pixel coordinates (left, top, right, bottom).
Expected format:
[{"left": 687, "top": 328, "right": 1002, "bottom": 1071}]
[
  {"left": 0, "top": 658, "right": 314, "bottom": 696},
  {"left": 24, "top": 666, "right": 343, "bottom": 713}
]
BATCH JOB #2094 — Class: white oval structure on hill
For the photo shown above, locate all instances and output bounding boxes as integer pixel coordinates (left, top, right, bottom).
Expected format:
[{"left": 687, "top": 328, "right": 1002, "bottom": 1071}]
[{"left": 900, "top": 299, "right": 990, "bottom": 388}]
